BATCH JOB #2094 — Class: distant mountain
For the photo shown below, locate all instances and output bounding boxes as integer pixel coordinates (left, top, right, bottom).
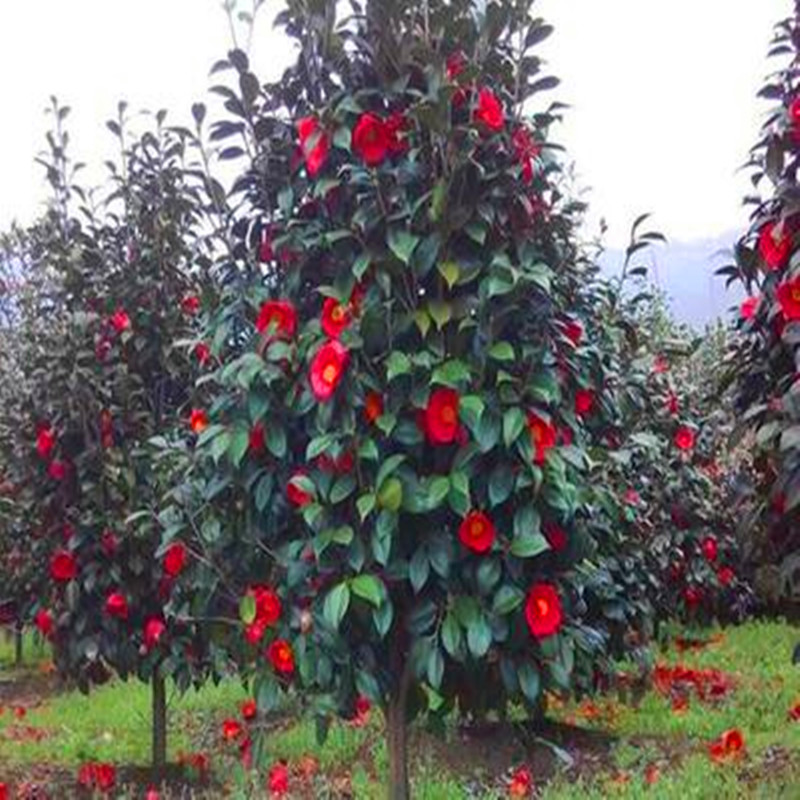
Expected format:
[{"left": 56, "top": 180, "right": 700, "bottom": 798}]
[{"left": 599, "top": 231, "right": 745, "bottom": 329}]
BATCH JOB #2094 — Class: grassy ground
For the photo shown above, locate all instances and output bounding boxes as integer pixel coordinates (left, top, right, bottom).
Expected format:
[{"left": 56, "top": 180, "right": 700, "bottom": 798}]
[{"left": 0, "top": 621, "right": 799, "bottom": 797}]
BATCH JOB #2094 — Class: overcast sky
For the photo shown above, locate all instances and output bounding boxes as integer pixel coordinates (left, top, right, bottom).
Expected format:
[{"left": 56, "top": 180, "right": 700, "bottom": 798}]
[{"left": 0, "top": 0, "right": 789, "bottom": 247}]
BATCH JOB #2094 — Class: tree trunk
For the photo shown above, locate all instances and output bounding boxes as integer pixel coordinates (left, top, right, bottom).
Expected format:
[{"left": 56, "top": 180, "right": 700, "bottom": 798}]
[
  {"left": 152, "top": 672, "right": 167, "bottom": 770},
  {"left": 14, "top": 620, "right": 23, "bottom": 666},
  {"left": 385, "top": 654, "right": 413, "bottom": 800}
]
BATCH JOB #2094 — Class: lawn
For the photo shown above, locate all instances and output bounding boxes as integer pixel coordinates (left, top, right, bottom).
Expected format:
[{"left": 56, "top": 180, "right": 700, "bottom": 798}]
[{"left": 1, "top": 621, "right": 799, "bottom": 797}]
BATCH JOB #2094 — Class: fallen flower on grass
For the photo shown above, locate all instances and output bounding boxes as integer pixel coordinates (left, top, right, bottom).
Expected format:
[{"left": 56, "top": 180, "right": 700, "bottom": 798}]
[
  {"left": 788, "top": 702, "right": 800, "bottom": 722},
  {"left": 644, "top": 764, "right": 660, "bottom": 785},
  {"left": 508, "top": 765, "right": 533, "bottom": 796},
  {"left": 709, "top": 728, "right": 745, "bottom": 763},
  {"left": 268, "top": 762, "right": 290, "bottom": 797},
  {"left": 77, "top": 762, "right": 116, "bottom": 792}
]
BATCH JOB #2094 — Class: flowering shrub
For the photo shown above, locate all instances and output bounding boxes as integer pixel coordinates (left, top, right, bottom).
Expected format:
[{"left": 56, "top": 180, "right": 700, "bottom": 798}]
[
  {"left": 724, "top": 4, "right": 800, "bottom": 604},
  {"left": 0, "top": 99, "right": 218, "bottom": 765},
  {"left": 576, "top": 221, "right": 751, "bottom": 647},
  {"left": 153, "top": 2, "right": 655, "bottom": 795}
]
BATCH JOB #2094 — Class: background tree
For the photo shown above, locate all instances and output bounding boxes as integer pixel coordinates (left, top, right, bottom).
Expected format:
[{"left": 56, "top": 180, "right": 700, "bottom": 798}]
[
  {"left": 723, "top": 0, "right": 800, "bottom": 606},
  {"left": 0, "top": 98, "right": 221, "bottom": 769}
]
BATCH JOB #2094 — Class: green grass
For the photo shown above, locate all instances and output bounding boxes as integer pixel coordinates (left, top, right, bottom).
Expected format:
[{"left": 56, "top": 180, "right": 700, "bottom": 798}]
[
  {"left": 0, "top": 670, "right": 248, "bottom": 767},
  {"left": 1, "top": 621, "right": 800, "bottom": 797},
  {"left": 0, "top": 629, "right": 49, "bottom": 670}
]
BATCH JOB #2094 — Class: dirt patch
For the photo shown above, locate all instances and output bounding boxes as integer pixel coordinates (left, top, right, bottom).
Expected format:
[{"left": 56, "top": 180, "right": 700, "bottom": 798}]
[{"left": 0, "top": 669, "right": 62, "bottom": 711}]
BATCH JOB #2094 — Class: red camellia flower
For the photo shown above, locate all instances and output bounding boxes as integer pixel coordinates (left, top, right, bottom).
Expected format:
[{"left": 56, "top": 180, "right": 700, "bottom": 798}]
[
  {"left": 287, "top": 470, "right": 314, "bottom": 507},
  {"left": 222, "top": 718, "right": 243, "bottom": 742},
  {"left": 386, "top": 112, "right": 409, "bottom": 154},
  {"left": 194, "top": 342, "right": 211, "bottom": 365},
  {"left": 252, "top": 585, "right": 282, "bottom": 627},
  {"left": 268, "top": 762, "right": 290, "bottom": 797},
  {"left": 563, "top": 318, "right": 583, "bottom": 346},
  {"left": 144, "top": 618, "right": 166, "bottom": 650},
  {"left": 352, "top": 112, "right": 391, "bottom": 166},
  {"left": 666, "top": 392, "right": 679, "bottom": 415},
  {"left": 110, "top": 308, "right": 131, "bottom": 333},
  {"left": 245, "top": 621, "right": 265, "bottom": 645},
  {"left": 512, "top": 126, "right": 540, "bottom": 184},
  {"left": 508, "top": 765, "right": 533, "bottom": 797},
  {"left": 674, "top": 425, "right": 695, "bottom": 451},
  {"left": 574, "top": 389, "right": 594, "bottom": 416},
  {"left": 777, "top": 277, "right": 800, "bottom": 321},
  {"left": 717, "top": 566, "right": 735, "bottom": 587},
  {"left": 425, "top": 388, "right": 461, "bottom": 444},
  {"left": 684, "top": 586, "right": 702, "bottom": 606},
  {"left": 296, "top": 116, "right": 329, "bottom": 176},
  {"left": 446, "top": 51, "right": 466, "bottom": 81},
  {"left": 623, "top": 488, "right": 641, "bottom": 506},
  {"left": 105, "top": 592, "right": 128, "bottom": 619},
  {"left": 701, "top": 535, "right": 718, "bottom": 563},
  {"left": 458, "top": 511, "right": 496, "bottom": 553},
  {"left": 36, "top": 426, "right": 56, "bottom": 459},
  {"left": 34, "top": 609, "right": 53, "bottom": 637},
  {"left": 543, "top": 521, "right": 568, "bottom": 552},
  {"left": 788, "top": 702, "right": 800, "bottom": 722},
  {"left": 241, "top": 699, "right": 257, "bottom": 721},
  {"left": 317, "top": 451, "right": 355, "bottom": 474},
  {"left": 740, "top": 295, "right": 759, "bottom": 320},
  {"left": 163, "top": 542, "right": 187, "bottom": 577},
  {"left": 309, "top": 340, "right": 349, "bottom": 402},
  {"left": 525, "top": 583, "right": 562, "bottom": 639},
  {"left": 321, "top": 297, "right": 352, "bottom": 338},
  {"left": 48, "top": 459, "right": 67, "bottom": 481},
  {"left": 268, "top": 639, "right": 295, "bottom": 675},
  {"left": 527, "top": 411, "right": 557, "bottom": 465},
  {"left": 758, "top": 220, "right": 793, "bottom": 271},
  {"left": 473, "top": 87, "right": 504, "bottom": 131},
  {"left": 446, "top": 51, "right": 469, "bottom": 106},
  {"left": 364, "top": 392, "right": 384, "bottom": 424},
  {"left": 50, "top": 550, "right": 77, "bottom": 582},
  {"left": 249, "top": 423, "right": 266, "bottom": 454},
  {"left": 0, "top": 783, "right": 6, "bottom": 800},
  {"left": 256, "top": 300, "right": 297, "bottom": 338},
  {"left": 189, "top": 409, "right": 209, "bottom": 434},
  {"left": 182, "top": 295, "right": 200, "bottom": 314}
]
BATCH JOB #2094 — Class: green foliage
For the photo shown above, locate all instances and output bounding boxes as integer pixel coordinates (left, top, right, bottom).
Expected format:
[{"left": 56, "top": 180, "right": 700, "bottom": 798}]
[{"left": 724, "top": 5, "right": 800, "bottom": 604}]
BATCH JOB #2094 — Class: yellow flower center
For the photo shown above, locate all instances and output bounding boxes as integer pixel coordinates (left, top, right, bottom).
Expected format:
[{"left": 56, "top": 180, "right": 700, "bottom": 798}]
[
  {"left": 469, "top": 520, "right": 485, "bottom": 539},
  {"left": 792, "top": 288, "right": 800, "bottom": 302},
  {"left": 535, "top": 598, "right": 550, "bottom": 617},
  {"left": 440, "top": 405, "right": 456, "bottom": 424},
  {"left": 331, "top": 305, "right": 345, "bottom": 322},
  {"left": 323, "top": 364, "right": 338, "bottom": 385}
]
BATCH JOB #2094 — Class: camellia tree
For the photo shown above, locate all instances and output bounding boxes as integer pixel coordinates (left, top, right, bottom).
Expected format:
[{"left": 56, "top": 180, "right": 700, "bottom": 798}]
[
  {"left": 0, "top": 100, "right": 220, "bottom": 768},
  {"left": 722, "top": 0, "right": 800, "bottom": 601},
  {"left": 576, "top": 219, "right": 751, "bottom": 646},
  {"left": 163, "top": 1, "right": 646, "bottom": 795}
]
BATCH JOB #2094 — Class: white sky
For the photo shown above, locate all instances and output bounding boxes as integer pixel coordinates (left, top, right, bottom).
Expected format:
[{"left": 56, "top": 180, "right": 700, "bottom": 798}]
[{"left": 0, "top": 0, "right": 789, "bottom": 247}]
